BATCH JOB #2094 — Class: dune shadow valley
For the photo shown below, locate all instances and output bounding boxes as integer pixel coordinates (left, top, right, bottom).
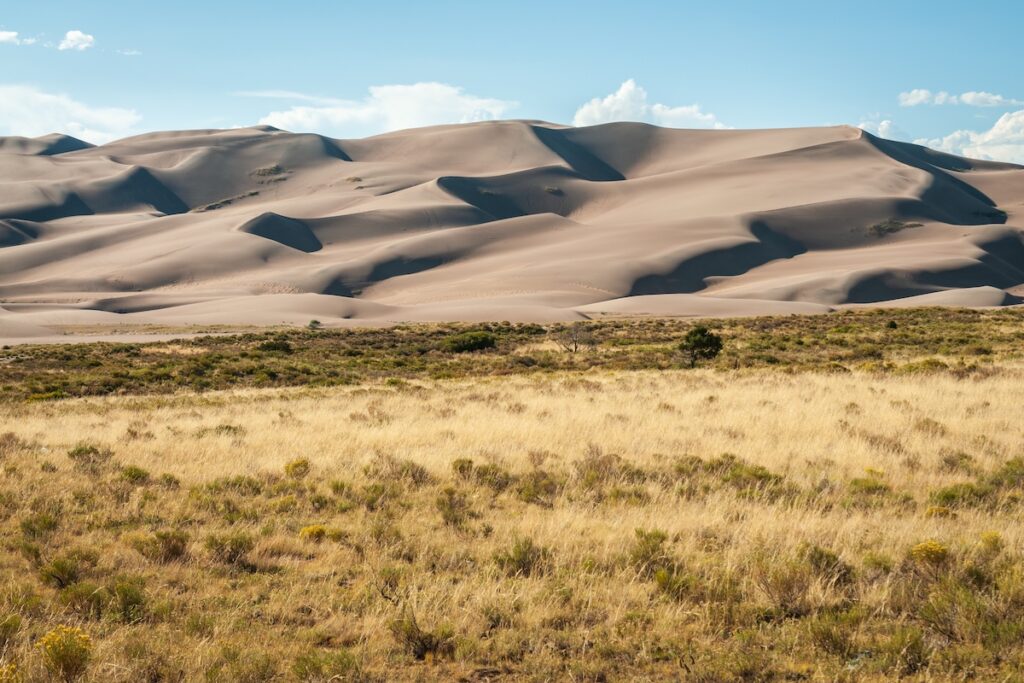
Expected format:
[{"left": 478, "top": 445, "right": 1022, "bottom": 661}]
[{"left": 4, "top": 120, "right": 1024, "bottom": 683}]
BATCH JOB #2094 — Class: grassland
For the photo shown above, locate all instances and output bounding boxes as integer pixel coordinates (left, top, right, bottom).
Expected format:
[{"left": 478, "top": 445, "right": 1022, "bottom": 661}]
[{"left": 1, "top": 309, "right": 1024, "bottom": 681}]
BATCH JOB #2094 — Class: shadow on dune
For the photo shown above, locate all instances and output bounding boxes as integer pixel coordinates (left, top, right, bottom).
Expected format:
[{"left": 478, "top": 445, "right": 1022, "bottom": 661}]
[{"left": 628, "top": 222, "right": 806, "bottom": 295}]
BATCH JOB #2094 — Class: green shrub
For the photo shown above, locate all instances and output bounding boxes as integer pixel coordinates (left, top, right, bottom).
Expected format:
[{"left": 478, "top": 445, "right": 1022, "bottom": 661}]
[
  {"left": 930, "top": 482, "right": 993, "bottom": 508},
  {"left": 0, "top": 613, "right": 22, "bottom": 650},
  {"left": 442, "top": 331, "right": 497, "bottom": 353},
  {"left": 678, "top": 326, "right": 723, "bottom": 367},
  {"left": 388, "top": 613, "right": 456, "bottom": 661},
  {"left": 108, "top": 576, "right": 147, "bottom": 623},
  {"left": 20, "top": 511, "right": 59, "bottom": 539},
  {"left": 120, "top": 465, "right": 151, "bottom": 485},
  {"left": 515, "top": 469, "right": 559, "bottom": 506},
  {"left": 130, "top": 529, "right": 189, "bottom": 563},
  {"left": 284, "top": 458, "right": 311, "bottom": 479},
  {"left": 494, "top": 537, "right": 550, "bottom": 577},
  {"left": 629, "top": 528, "right": 672, "bottom": 578},
  {"left": 435, "top": 487, "right": 473, "bottom": 528},
  {"left": 39, "top": 556, "right": 84, "bottom": 589},
  {"left": 59, "top": 582, "right": 108, "bottom": 619},
  {"left": 66, "top": 443, "right": 112, "bottom": 473},
  {"left": 204, "top": 532, "right": 255, "bottom": 565},
  {"left": 292, "top": 648, "right": 360, "bottom": 681}
]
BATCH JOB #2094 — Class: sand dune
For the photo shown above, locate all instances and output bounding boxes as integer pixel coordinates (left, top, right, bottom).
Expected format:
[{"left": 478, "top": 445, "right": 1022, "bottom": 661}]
[{"left": 1, "top": 121, "right": 1022, "bottom": 337}]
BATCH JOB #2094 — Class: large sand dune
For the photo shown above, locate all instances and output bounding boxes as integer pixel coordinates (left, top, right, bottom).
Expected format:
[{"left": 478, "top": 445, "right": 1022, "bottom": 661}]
[{"left": 1, "top": 121, "right": 1022, "bottom": 336}]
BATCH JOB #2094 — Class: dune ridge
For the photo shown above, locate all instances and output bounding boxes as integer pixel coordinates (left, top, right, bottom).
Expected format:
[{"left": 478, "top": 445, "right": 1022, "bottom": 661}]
[{"left": 1, "top": 120, "right": 1022, "bottom": 336}]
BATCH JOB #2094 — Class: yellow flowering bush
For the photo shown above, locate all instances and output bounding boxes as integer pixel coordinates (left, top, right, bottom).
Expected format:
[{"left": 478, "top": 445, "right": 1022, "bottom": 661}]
[
  {"left": 37, "top": 625, "right": 92, "bottom": 682},
  {"left": 910, "top": 540, "right": 949, "bottom": 567}
]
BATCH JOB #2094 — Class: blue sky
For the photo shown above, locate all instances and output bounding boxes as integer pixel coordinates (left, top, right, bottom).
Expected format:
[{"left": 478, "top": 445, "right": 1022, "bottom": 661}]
[{"left": 2, "top": 1, "right": 1022, "bottom": 161}]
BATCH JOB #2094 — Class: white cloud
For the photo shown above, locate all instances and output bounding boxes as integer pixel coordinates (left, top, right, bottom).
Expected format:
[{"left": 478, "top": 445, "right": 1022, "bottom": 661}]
[
  {"left": 117, "top": 48, "right": 141, "bottom": 56},
  {"left": 572, "top": 79, "right": 727, "bottom": 129},
  {"left": 58, "top": 30, "right": 94, "bottom": 51},
  {"left": 858, "top": 119, "right": 910, "bottom": 141},
  {"left": 0, "top": 84, "right": 140, "bottom": 144},
  {"left": 255, "top": 82, "right": 516, "bottom": 136},
  {"left": 0, "top": 31, "right": 20, "bottom": 45},
  {"left": 916, "top": 110, "right": 1024, "bottom": 164},
  {"left": 899, "top": 88, "right": 1021, "bottom": 107},
  {"left": 898, "top": 89, "right": 933, "bottom": 107}
]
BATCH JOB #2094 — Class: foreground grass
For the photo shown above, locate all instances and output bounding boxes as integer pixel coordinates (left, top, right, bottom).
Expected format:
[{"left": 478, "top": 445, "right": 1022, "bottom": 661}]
[
  {"left": 2, "top": 361, "right": 1024, "bottom": 680},
  {"left": 3, "top": 307, "right": 1024, "bottom": 402}
]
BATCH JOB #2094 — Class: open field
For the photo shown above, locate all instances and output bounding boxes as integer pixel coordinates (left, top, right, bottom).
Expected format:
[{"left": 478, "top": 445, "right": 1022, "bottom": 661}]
[{"left": 1, "top": 312, "right": 1024, "bottom": 680}]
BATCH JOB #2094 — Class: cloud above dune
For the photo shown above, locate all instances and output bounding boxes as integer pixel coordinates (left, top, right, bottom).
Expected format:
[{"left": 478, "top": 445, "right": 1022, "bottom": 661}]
[
  {"left": 0, "top": 85, "right": 139, "bottom": 143},
  {"left": 857, "top": 118, "right": 910, "bottom": 141},
  {"left": 573, "top": 79, "right": 726, "bottom": 129},
  {"left": 58, "top": 30, "right": 95, "bottom": 51},
  {"left": 253, "top": 83, "right": 517, "bottom": 136},
  {"left": 915, "top": 109, "right": 1024, "bottom": 164},
  {"left": 899, "top": 88, "right": 1022, "bottom": 107}
]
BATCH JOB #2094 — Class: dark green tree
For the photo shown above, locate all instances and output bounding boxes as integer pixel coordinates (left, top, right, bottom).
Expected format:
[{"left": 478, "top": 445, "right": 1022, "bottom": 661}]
[{"left": 678, "top": 326, "right": 723, "bottom": 367}]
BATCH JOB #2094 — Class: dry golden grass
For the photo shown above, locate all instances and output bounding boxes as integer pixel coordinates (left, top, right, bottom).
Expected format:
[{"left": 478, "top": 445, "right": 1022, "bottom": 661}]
[{"left": 1, "top": 367, "right": 1023, "bottom": 680}]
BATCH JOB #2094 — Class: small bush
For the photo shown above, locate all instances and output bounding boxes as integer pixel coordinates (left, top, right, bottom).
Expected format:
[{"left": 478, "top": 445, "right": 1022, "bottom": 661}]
[
  {"left": 298, "top": 525, "right": 327, "bottom": 543},
  {"left": 204, "top": 532, "right": 255, "bottom": 565},
  {"left": 66, "top": 444, "right": 112, "bottom": 473},
  {"left": 435, "top": 487, "right": 473, "bottom": 528},
  {"left": 494, "top": 537, "right": 550, "bottom": 577},
  {"left": 629, "top": 528, "right": 672, "bottom": 578},
  {"left": 130, "top": 529, "right": 189, "bottom": 563},
  {"left": 36, "top": 625, "right": 92, "bottom": 682},
  {"left": 20, "top": 511, "right": 59, "bottom": 539},
  {"left": 39, "top": 555, "right": 85, "bottom": 589},
  {"left": 108, "top": 576, "right": 147, "bottom": 623},
  {"left": 515, "top": 469, "right": 560, "bottom": 506},
  {"left": 59, "top": 582, "right": 108, "bottom": 619},
  {"left": 284, "top": 458, "right": 311, "bottom": 479},
  {"left": 389, "top": 613, "right": 456, "bottom": 661},
  {"left": 258, "top": 339, "right": 292, "bottom": 353},
  {"left": 910, "top": 540, "right": 949, "bottom": 568},
  {"left": 292, "top": 648, "right": 360, "bottom": 681},
  {"left": 442, "top": 331, "right": 497, "bottom": 353},
  {"left": 678, "top": 326, "right": 723, "bottom": 367},
  {"left": 0, "top": 613, "right": 22, "bottom": 650},
  {"left": 120, "top": 465, "right": 151, "bottom": 485},
  {"left": 930, "top": 482, "right": 992, "bottom": 508}
]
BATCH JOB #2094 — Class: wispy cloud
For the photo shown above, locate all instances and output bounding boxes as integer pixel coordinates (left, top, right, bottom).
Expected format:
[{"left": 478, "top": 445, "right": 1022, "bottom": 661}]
[
  {"left": 58, "top": 30, "right": 95, "bottom": 51},
  {"left": 0, "top": 30, "right": 21, "bottom": 45},
  {"left": 0, "top": 84, "right": 140, "bottom": 143},
  {"left": 254, "top": 83, "right": 517, "bottom": 136},
  {"left": 573, "top": 79, "right": 727, "bottom": 129},
  {"left": 899, "top": 89, "right": 1023, "bottom": 107}
]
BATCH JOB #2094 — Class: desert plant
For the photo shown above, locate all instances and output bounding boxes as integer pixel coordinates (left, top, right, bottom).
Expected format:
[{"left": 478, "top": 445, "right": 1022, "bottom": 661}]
[
  {"left": 388, "top": 612, "right": 456, "bottom": 662},
  {"left": 130, "top": 529, "right": 189, "bottom": 563},
  {"left": 442, "top": 331, "right": 496, "bottom": 353},
  {"left": 291, "top": 648, "right": 360, "bottom": 681},
  {"left": 678, "top": 326, "right": 723, "bottom": 367},
  {"left": 284, "top": 458, "right": 311, "bottom": 479},
  {"left": 120, "top": 465, "right": 151, "bottom": 485},
  {"left": 204, "top": 532, "right": 255, "bottom": 565},
  {"left": 298, "top": 525, "right": 327, "bottom": 543},
  {"left": 66, "top": 444, "right": 112, "bottom": 473},
  {"left": 553, "top": 322, "right": 595, "bottom": 353},
  {"left": 36, "top": 625, "right": 92, "bottom": 682},
  {"left": 494, "top": 537, "right": 550, "bottom": 577},
  {"left": 435, "top": 487, "right": 473, "bottom": 528}
]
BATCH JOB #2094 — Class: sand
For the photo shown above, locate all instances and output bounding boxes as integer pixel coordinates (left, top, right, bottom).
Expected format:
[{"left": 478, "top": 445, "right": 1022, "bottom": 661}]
[{"left": 1, "top": 121, "right": 1022, "bottom": 341}]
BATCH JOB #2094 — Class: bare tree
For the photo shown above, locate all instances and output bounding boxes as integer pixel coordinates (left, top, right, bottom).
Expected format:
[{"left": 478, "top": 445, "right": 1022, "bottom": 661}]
[{"left": 553, "top": 322, "right": 596, "bottom": 353}]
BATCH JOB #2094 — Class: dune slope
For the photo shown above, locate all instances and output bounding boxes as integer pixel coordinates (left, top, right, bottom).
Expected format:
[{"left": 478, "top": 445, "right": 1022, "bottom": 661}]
[{"left": 1, "top": 121, "right": 1022, "bottom": 332}]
